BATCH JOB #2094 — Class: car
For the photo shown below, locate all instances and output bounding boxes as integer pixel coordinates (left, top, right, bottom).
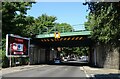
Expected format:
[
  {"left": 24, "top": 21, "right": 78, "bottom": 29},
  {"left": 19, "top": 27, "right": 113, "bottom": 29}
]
[
  {"left": 68, "top": 57, "right": 76, "bottom": 61},
  {"left": 54, "top": 58, "right": 61, "bottom": 64},
  {"left": 64, "top": 58, "right": 68, "bottom": 62},
  {"left": 80, "top": 56, "right": 88, "bottom": 62}
]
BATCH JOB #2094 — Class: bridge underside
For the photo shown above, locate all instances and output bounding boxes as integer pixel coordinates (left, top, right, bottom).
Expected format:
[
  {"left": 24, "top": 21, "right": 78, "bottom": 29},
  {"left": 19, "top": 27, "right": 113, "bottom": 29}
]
[
  {"left": 32, "top": 35, "right": 92, "bottom": 47},
  {"left": 29, "top": 31, "right": 93, "bottom": 65}
]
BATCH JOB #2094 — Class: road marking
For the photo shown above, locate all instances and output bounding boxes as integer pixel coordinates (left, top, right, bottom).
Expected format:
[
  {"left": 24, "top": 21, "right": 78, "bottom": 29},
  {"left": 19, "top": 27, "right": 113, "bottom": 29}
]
[
  {"left": 84, "top": 70, "right": 89, "bottom": 77},
  {"left": 81, "top": 66, "right": 90, "bottom": 77}
]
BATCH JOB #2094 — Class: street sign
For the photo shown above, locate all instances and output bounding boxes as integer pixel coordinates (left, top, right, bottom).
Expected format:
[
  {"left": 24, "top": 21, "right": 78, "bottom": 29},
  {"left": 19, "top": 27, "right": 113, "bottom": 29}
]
[
  {"left": 54, "top": 32, "right": 60, "bottom": 38},
  {"left": 6, "top": 34, "right": 30, "bottom": 57}
]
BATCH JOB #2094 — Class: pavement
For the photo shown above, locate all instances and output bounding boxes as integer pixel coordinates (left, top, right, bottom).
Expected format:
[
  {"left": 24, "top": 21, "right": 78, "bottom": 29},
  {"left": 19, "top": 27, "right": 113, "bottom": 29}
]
[
  {"left": 82, "top": 66, "right": 120, "bottom": 78},
  {"left": 1, "top": 65, "right": 46, "bottom": 75},
  {"left": 0, "top": 64, "right": 120, "bottom": 78}
]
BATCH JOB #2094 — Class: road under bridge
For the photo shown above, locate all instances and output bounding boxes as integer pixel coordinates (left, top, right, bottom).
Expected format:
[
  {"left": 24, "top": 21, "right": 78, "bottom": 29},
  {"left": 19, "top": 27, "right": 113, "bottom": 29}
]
[{"left": 29, "top": 31, "right": 93, "bottom": 65}]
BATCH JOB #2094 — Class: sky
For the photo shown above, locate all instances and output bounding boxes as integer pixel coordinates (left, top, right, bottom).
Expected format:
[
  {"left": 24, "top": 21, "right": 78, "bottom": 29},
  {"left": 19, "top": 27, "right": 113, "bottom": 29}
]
[
  {"left": 27, "top": 2, "right": 89, "bottom": 31},
  {"left": 35, "top": 0, "right": 87, "bottom": 2}
]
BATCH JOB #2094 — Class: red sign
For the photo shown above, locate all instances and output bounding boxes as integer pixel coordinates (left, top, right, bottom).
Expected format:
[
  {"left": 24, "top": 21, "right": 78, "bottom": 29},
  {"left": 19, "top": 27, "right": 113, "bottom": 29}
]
[{"left": 6, "top": 34, "right": 30, "bottom": 57}]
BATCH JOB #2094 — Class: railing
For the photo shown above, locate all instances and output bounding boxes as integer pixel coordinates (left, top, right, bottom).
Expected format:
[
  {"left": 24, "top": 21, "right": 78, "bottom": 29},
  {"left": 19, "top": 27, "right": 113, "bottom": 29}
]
[
  {"left": 36, "top": 31, "right": 91, "bottom": 38},
  {"left": 38, "top": 25, "right": 85, "bottom": 35}
]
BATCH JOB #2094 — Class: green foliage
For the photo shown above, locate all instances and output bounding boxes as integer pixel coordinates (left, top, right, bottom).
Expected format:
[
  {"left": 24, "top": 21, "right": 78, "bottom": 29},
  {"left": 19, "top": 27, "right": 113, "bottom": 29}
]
[
  {"left": 2, "top": 2, "right": 35, "bottom": 67},
  {"left": 84, "top": 2, "right": 120, "bottom": 45},
  {"left": 31, "top": 14, "right": 57, "bottom": 35},
  {"left": 2, "top": 2, "right": 35, "bottom": 38},
  {"left": 55, "top": 23, "right": 73, "bottom": 33},
  {"left": 26, "top": 14, "right": 73, "bottom": 36},
  {"left": 62, "top": 47, "right": 89, "bottom": 56},
  {"left": 0, "top": 49, "right": 1, "bottom": 67},
  {"left": 1, "top": 38, "right": 9, "bottom": 68},
  {"left": 2, "top": 55, "right": 9, "bottom": 68}
]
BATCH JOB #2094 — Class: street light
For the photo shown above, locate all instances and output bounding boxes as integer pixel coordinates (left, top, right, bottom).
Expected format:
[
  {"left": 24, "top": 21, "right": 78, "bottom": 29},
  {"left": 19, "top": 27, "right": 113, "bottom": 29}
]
[{"left": 52, "top": 48, "right": 54, "bottom": 51}]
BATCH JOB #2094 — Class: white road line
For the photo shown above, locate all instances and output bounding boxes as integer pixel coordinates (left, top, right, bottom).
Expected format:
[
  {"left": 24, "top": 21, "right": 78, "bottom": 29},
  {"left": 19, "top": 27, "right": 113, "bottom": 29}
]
[{"left": 80, "top": 66, "right": 90, "bottom": 77}]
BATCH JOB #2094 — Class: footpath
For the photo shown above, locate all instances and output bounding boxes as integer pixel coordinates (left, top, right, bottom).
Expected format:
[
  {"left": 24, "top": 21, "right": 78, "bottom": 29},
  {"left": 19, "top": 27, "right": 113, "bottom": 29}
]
[
  {"left": 83, "top": 66, "right": 120, "bottom": 79},
  {"left": 0, "top": 65, "right": 46, "bottom": 75}
]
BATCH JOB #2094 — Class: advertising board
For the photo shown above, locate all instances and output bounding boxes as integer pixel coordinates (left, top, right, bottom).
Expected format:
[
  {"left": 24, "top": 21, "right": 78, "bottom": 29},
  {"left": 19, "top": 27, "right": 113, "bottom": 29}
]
[{"left": 6, "top": 34, "right": 30, "bottom": 57}]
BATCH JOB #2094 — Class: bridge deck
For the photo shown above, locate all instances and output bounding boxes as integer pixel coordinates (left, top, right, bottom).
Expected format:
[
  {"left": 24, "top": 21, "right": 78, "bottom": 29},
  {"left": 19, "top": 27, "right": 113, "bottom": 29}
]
[{"left": 36, "top": 31, "right": 91, "bottom": 38}]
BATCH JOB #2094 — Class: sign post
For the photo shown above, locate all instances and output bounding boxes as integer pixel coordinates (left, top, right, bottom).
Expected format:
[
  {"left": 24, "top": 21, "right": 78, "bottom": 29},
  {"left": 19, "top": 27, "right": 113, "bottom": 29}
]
[{"left": 10, "top": 45, "right": 12, "bottom": 67}]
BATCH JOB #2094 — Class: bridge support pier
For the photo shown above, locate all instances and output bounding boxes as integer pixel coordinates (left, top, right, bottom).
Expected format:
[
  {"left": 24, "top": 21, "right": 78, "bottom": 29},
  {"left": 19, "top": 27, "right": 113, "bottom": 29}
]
[
  {"left": 29, "top": 45, "right": 46, "bottom": 64},
  {"left": 91, "top": 43, "right": 120, "bottom": 70}
]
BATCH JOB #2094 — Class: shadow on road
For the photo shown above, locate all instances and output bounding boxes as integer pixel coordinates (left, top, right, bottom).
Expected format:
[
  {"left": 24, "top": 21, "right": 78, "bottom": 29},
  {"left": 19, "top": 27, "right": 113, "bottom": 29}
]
[
  {"left": 48, "top": 62, "right": 89, "bottom": 66},
  {"left": 89, "top": 73, "right": 120, "bottom": 79}
]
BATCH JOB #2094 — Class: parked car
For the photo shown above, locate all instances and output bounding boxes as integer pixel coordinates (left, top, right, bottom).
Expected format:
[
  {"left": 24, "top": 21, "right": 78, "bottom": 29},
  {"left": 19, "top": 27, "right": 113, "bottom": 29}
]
[
  {"left": 69, "top": 57, "right": 76, "bottom": 61},
  {"left": 54, "top": 58, "right": 61, "bottom": 64},
  {"left": 80, "top": 56, "right": 88, "bottom": 62},
  {"left": 64, "top": 57, "right": 68, "bottom": 62}
]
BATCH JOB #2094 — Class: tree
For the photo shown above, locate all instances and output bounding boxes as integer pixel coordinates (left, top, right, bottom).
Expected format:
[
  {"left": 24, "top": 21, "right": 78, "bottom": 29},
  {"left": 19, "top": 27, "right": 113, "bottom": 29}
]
[
  {"left": 62, "top": 47, "right": 89, "bottom": 56},
  {"left": 2, "top": 2, "right": 35, "bottom": 38},
  {"left": 27, "top": 14, "right": 57, "bottom": 35},
  {"left": 27, "top": 14, "right": 73, "bottom": 35},
  {"left": 84, "top": 2, "right": 120, "bottom": 45},
  {"left": 22, "top": 16, "right": 35, "bottom": 37},
  {"left": 55, "top": 23, "right": 73, "bottom": 33},
  {"left": 2, "top": 2, "right": 35, "bottom": 67}
]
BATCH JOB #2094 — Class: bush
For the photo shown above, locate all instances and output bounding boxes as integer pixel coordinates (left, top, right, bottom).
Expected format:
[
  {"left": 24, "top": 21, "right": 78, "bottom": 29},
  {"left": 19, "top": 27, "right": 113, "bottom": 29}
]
[{"left": 2, "top": 55, "right": 9, "bottom": 68}]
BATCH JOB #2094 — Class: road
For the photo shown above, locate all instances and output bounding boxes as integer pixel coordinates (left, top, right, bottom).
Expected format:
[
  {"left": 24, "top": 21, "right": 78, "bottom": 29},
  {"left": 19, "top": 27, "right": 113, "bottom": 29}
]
[{"left": 2, "top": 65, "right": 86, "bottom": 78}]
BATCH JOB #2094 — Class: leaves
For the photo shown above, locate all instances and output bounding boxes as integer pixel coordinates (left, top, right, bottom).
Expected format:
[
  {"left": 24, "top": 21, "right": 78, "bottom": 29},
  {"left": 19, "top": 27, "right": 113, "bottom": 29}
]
[
  {"left": 2, "top": 2, "right": 34, "bottom": 38},
  {"left": 84, "top": 2, "right": 120, "bottom": 44},
  {"left": 55, "top": 23, "right": 73, "bottom": 33},
  {"left": 24, "top": 14, "right": 73, "bottom": 36},
  {"left": 62, "top": 47, "right": 89, "bottom": 56}
]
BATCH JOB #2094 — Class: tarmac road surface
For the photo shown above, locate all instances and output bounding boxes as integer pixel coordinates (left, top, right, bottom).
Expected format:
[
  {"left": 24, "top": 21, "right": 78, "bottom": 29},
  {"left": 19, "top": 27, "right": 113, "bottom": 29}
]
[{"left": 2, "top": 65, "right": 86, "bottom": 78}]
